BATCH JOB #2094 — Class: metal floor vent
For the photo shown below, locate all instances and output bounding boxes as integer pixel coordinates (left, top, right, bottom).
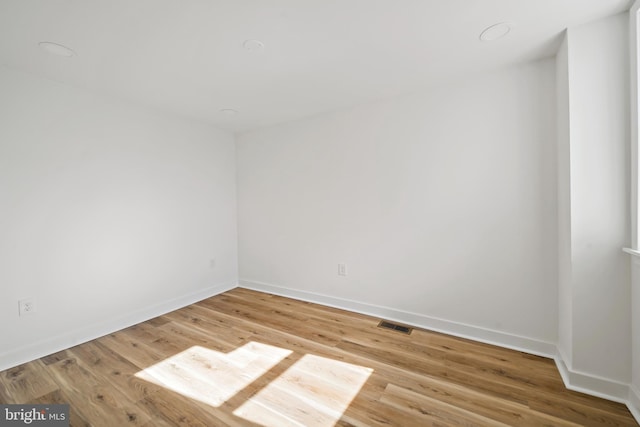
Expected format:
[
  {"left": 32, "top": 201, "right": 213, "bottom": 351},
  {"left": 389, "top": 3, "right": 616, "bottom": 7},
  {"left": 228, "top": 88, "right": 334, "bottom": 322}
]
[{"left": 378, "top": 320, "right": 413, "bottom": 335}]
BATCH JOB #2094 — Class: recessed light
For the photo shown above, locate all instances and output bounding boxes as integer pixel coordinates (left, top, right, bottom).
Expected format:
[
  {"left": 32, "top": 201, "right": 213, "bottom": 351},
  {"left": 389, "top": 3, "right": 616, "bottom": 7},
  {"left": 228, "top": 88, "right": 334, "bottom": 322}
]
[
  {"left": 219, "top": 108, "right": 238, "bottom": 115},
  {"left": 38, "top": 41, "right": 76, "bottom": 57},
  {"left": 479, "top": 23, "right": 512, "bottom": 42},
  {"left": 243, "top": 39, "right": 264, "bottom": 52}
]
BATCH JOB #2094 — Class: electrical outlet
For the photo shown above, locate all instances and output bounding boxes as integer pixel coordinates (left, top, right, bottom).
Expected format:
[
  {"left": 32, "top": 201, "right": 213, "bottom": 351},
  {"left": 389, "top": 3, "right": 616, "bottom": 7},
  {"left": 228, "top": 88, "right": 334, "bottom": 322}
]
[
  {"left": 338, "top": 263, "right": 347, "bottom": 276},
  {"left": 18, "top": 298, "right": 36, "bottom": 316}
]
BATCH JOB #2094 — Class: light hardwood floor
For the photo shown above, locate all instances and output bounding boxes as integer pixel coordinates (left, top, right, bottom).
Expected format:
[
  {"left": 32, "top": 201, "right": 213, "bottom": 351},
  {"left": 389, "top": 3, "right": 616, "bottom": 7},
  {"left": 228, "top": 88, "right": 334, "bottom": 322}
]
[{"left": 0, "top": 288, "right": 637, "bottom": 426}]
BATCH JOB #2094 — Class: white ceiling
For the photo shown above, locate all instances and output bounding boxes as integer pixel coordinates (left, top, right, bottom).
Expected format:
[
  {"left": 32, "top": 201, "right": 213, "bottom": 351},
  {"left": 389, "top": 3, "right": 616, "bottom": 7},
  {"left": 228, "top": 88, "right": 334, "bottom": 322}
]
[{"left": 0, "top": 0, "right": 632, "bottom": 133}]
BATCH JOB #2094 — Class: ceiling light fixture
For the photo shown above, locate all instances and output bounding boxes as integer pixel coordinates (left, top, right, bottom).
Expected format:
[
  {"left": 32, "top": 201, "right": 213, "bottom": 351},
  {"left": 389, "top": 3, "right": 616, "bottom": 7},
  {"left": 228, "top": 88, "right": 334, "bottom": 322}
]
[
  {"left": 479, "top": 22, "right": 512, "bottom": 42},
  {"left": 38, "top": 41, "right": 76, "bottom": 57},
  {"left": 243, "top": 39, "right": 264, "bottom": 52},
  {"left": 219, "top": 108, "right": 238, "bottom": 115}
]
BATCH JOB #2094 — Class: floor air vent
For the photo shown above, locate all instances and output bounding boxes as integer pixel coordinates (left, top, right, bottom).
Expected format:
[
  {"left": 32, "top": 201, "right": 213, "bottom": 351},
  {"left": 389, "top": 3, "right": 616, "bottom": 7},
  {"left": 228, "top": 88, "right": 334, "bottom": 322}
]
[{"left": 378, "top": 320, "right": 413, "bottom": 335}]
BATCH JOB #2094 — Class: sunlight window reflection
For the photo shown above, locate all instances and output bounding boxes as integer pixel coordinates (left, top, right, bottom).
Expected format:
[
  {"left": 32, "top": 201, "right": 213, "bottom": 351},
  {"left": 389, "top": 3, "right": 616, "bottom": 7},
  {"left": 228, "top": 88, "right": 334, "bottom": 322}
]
[
  {"left": 135, "top": 342, "right": 291, "bottom": 407},
  {"left": 233, "top": 354, "right": 373, "bottom": 427}
]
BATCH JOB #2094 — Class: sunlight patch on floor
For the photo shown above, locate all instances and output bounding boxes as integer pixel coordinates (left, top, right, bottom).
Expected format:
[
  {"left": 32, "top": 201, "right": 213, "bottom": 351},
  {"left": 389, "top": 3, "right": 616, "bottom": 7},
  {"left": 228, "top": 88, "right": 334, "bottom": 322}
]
[
  {"left": 135, "top": 342, "right": 291, "bottom": 407},
  {"left": 233, "top": 354, "right": 373, "bottom": 427}
]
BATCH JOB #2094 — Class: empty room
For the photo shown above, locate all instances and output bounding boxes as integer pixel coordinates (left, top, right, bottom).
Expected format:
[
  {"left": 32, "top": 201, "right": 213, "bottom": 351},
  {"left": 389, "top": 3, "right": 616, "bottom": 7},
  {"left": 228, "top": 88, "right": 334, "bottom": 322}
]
[{"left": 1, "top": 0, "right": 640, "bottom": 426}]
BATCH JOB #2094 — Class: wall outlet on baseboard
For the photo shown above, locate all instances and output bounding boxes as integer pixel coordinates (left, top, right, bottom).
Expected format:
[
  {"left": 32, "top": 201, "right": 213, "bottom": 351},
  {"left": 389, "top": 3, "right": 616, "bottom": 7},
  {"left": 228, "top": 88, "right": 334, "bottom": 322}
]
[
  {"left": 18, "top": 298, "right": 36, "bottom": 316},
  {"left": 338, "top": 263, "right": 347, "bottom": 276}
]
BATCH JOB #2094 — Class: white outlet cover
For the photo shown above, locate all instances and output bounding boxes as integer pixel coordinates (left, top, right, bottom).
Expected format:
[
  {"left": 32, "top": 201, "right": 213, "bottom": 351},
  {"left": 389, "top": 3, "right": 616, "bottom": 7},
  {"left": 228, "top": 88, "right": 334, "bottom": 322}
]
[
  {"left": 338, "top": 264, "right": 347, "bottom": 276},
  {"left": 18, "top": 298, "right": 36, "bottom": 316}
]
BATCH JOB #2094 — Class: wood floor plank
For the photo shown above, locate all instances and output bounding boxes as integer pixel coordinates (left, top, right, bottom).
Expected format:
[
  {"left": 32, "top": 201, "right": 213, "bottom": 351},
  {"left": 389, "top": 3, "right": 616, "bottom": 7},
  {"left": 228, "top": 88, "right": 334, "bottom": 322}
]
[
  {"left": 162, "top": 305, "right": 255, "bottom": 349},
  {"left": 0, "top": 360, "right": 59, "bottom": 403},
  {"left": 46, "top": 356, "right": 152, "bottom": 426},
  {"left": 144, "top": 316, "right": 172, "bottom": 328},
  {"left": 95, "top": 331, "right": 165, "bottom": 370},
  {"left": 0, "top": 287, "right": 636, "bottom": 426},
  {"left": 69, "top": 341, "right": 162, "bottom": 402},
  {"left": 381, "top": 382, "right": 513, "bottom": 427},
  {"left": 527, "top": 395, "right": 639, "bottom": 427},
  {"left": 138, "top": 387, "right": 261, "bottom": 427},
  {"left": 41, "top": 350, "right": 72, "bottom": 366},
  {"left": 29, "top": 389, "right": 92, "bottom": 427}
]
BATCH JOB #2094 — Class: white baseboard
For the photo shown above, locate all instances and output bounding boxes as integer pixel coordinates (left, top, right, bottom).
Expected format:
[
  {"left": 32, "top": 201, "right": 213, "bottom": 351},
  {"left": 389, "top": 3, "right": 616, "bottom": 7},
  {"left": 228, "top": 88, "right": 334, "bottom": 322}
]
[
  {"left": 553, "top": 354, "right": 630, "bottom": 404},
  {"left": 0, "top": 281, "right": 237, "bottom": 372},
  {"left": 239, "top": 279, "right": 557, "bottom": 358},
  {"left": 629, "top": 385, "right": 640, "bottom": 424}
]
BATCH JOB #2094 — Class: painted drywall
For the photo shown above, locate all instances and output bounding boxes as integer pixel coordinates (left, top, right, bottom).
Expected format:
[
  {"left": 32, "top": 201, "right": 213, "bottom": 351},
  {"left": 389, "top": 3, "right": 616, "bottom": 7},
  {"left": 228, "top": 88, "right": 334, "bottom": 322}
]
[
  {"left": 631, "top": 3, "right": 640, "bottom": 419},
  {"left": 631, "top": 258, "right": 640, "bottom": 417},
  {"left": 237, "top": 58, "right": 558, "bottom": 347},
  {"left": 563, "top": 13, "right": 631, "bottom": 387},
  {"left": 0, "top": 65, "right": 238, "bottom": 369},
  {"left": 556, "top": 33, "right": 573, "bottom": 367}
]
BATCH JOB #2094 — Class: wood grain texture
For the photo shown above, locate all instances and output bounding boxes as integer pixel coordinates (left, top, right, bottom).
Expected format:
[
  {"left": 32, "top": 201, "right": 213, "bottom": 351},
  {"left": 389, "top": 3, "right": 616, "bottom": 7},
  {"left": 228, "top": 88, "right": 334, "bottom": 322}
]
[{"left": 0, "top": 288, "right": 636, "bottom": 426}]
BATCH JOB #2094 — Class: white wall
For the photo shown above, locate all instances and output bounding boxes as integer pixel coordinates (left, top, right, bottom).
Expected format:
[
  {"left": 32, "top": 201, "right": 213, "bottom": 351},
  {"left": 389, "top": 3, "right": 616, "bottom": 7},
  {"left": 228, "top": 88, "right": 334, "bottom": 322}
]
[
  {"left": 562, "top": 13, "right": 631, "bottom": 389},
  {"left": 556, "top": 34, "right": 573, "bottom": 367},
  {"left": 237, "top": 58, "right": 558, "bottom": 350},
  {"left": 631, "top": 259, "right": 640, "bottom": 415},
  {"left": 0, "top": 65, "right": 238, "bottom": 370},
  {"left": 629, "top": 2, "right": 640, "bottom": 419}
]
